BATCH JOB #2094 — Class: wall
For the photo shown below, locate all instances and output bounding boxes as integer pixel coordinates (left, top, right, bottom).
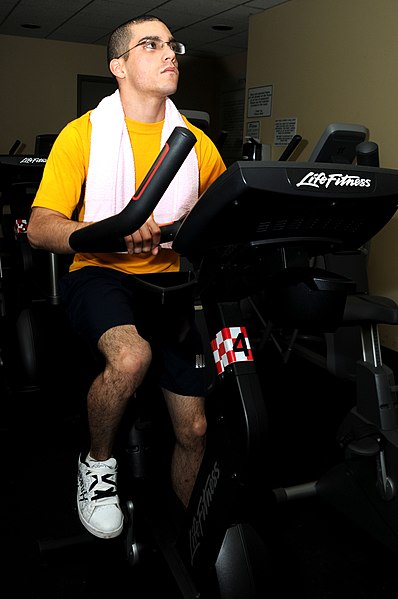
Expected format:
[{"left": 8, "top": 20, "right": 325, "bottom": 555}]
[
  {"left": 0, "top": 34, "right": 245, "bottom": 155},
  {"left": 246, "top": 0, "right": 398, "bottom": 351},
  {"left": 0, "top": 35, "right": 109, "bottom": 153}
]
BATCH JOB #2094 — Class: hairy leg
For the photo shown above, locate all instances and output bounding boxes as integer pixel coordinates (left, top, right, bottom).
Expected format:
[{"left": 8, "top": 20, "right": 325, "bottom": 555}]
[
  {"left": 163, "top": 388, "right": 207, "bottom": 508},
  {"left": 88, "top": 324, "right": 152, "bottom": 461}
]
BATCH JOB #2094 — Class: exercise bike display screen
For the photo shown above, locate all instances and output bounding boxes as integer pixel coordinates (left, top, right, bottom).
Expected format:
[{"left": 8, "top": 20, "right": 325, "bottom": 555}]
[{"left": 173, "top": 161, "right": 398, "bottom": 258}]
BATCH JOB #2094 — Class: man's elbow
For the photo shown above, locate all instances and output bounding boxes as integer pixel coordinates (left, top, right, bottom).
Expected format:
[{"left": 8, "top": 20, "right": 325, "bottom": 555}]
[
  {"left": 26, "top": 209, "right": 47, "bottom": 249},
  {"left": 26, "top": 224, "right": 41, "bottom": 249}
]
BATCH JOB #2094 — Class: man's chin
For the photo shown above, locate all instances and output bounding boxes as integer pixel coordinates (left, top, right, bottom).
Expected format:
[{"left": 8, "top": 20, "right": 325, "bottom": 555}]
[{"left": 164, "top": 84, "right": 179, "bottom": 97}]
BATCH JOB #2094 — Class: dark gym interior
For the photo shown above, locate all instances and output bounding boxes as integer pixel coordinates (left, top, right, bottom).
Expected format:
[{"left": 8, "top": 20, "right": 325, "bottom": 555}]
[
  {"left": 2, "top": 321, "right": 398, "bottom": 598},
  {"left": 2, "top": 134, "right": 398, "bottom": 598}
]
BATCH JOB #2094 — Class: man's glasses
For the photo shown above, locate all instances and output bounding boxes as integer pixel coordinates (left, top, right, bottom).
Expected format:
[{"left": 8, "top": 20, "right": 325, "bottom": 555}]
[{"left": 116, "top": 37, "right": 186, "bottom": 59}]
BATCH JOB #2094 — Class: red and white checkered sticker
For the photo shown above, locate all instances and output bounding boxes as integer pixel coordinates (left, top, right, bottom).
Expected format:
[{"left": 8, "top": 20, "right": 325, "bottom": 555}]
[
  {"left": 211, "top": 326, "right": 254, "bottom": 375},
  {"left": 15, "top": 219, "right": 28, "bottom": 235}
]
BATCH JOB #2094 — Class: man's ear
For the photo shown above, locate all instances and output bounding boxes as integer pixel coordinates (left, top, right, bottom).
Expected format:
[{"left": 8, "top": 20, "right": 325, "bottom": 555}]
[{"left": 109, "top": 58, "right": 125, "bottom": 79}]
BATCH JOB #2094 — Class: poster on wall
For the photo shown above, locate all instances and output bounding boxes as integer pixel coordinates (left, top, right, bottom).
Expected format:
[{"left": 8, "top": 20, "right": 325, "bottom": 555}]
[
  {"left": 246, "top": 121, "right": 260, "bottom": 139},
  {"left": 247, "top": 85, "right": 273, "bottom": 118},
  {"left": 274, "top": 118, "right": 297, "bottom": 146}
]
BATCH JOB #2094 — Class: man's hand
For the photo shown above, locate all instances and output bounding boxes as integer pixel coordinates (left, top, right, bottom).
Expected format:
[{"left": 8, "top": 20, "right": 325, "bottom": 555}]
[{"left": 124, "top": 215, "right": 161, "bottom": 255}]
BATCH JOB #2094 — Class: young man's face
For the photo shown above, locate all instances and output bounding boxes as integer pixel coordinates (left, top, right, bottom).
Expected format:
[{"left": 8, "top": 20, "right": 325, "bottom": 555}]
[{"left": 120, "top": 20, "right": 180, "bottom": 99}]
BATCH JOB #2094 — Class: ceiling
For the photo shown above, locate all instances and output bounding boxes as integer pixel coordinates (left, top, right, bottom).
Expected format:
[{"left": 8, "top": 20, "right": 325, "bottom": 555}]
[{"left": 0, "top": 0, "right": 290, "bottom": 58}]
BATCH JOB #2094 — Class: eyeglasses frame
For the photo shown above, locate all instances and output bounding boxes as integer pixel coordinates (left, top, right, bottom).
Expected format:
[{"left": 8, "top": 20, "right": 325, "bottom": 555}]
[{"left": 116, "top": 36, "right": 185, "bottom": 60}]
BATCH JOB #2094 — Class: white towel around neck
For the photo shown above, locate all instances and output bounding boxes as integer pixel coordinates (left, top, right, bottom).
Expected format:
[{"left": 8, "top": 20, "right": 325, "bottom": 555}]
[{"left": 84, "top": 91, "right": 199, "bottom": 240}]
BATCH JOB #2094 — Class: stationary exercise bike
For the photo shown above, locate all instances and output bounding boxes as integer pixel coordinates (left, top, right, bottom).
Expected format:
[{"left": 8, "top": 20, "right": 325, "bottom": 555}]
[
  {"left": 69, "top": 125, "right": 398, "bottom": 596},
  {"left": 68, "top": 127, "right": 270, "bottom": 597}
]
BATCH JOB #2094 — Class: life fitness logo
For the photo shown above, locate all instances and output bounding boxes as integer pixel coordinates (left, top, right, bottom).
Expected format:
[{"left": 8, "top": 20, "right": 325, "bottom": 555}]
[
  {"left": 289, "top": 169, "right": 373, "bottom": 191},
  {"left": 20, "top": 156, "right": 47, "bottom": 164}
]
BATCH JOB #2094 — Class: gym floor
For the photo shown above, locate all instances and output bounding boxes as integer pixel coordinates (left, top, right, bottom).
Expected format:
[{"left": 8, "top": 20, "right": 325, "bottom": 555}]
[{"left": 2, "top": 316, "right": 398, "bottom": 598}]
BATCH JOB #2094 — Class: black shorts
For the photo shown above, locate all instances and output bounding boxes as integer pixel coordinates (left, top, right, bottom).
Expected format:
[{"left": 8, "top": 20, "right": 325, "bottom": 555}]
[{"left": 59, "top": 266, "right": 208, "bottom": 397}]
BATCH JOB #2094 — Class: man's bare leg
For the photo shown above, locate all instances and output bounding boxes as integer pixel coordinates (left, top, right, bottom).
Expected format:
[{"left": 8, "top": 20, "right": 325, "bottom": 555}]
[
  {"left": 163, "top": 388, "right": 207, "bottom": 507},
  {"left": 88, "top": 324, "right": 152, "bottom": 460},
  {"left": 77, "top": 324, "right": 152, "bottom": 538}
]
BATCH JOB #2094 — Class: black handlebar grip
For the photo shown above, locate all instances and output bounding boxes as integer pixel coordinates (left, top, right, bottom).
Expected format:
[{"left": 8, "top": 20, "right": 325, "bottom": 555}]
[
  {"left": 279, "top": 135, "right": 302, "bottom": 161},
  {"left": 69, "top": 126, "right": 197, "bottom": 253},
  {"left": 8, "top": 139, "right": 21, "bottom": 156},
  {"left": 158, "top": 219, "right": 183, "bottom": 244},
  {"left": 83, "top": 219, "right": 184, "bottom": 254},
  {"left": 356, "top": 141, "right": 379, "bottom": 168}
]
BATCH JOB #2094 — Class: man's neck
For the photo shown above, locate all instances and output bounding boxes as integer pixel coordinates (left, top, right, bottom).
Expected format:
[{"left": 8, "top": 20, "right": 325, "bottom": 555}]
[{"left": 120, "top": 90, "right": 167, "bottom": 123}]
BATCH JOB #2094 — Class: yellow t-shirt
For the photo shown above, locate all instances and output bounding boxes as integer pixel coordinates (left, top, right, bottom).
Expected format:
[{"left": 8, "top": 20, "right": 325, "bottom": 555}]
[{"left": 32, "top": 112, "right": 226, "bottom": 274}]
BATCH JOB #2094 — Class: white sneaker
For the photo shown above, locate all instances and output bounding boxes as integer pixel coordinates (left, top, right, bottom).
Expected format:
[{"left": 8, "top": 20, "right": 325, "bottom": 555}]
[{"left": 77, "top": 454, "right": 124, "bottom": 539}]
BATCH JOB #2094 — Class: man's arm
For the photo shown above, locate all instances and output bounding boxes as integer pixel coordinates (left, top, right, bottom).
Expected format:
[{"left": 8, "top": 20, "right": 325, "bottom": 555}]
[
  {"left": 27, "top": 206, "right": 161, "bottom": 256},
  {"left": 27, "top": 206, "right": 90, "bottom": 254}
]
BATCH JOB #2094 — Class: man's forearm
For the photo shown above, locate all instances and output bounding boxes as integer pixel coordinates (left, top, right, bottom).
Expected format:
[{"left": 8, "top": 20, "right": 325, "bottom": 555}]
[{"left": 27, "top": 208, "right": 91, "bottom": 254}]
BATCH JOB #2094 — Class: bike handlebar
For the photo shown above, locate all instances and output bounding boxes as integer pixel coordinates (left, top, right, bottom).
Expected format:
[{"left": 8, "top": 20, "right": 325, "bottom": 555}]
[{"left": 69, "top": 126, "right": 197, "bottom": 253}]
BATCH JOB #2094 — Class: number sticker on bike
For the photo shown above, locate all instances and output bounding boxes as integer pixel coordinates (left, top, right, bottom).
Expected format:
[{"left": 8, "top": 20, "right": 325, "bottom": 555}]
[{"left": 211, "top": 327, "right": 253, "bottom": 374}]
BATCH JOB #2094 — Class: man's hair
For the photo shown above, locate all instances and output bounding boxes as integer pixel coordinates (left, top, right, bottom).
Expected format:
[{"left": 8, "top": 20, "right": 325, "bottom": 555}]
[{"left": 107, "top": 14, "right": 167, "bottom": 63}]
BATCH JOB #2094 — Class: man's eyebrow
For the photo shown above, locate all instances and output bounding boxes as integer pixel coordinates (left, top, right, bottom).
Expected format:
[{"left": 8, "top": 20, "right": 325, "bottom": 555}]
[{"left": 138, "top": 35, "right": 176, "bottom": 42}]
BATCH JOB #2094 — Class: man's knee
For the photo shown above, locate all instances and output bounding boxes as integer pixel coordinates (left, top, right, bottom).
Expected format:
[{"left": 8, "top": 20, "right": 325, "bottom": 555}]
[
  {"left": 179, "top": 410, "right": 207, "bottom": 448},
  {"left": 117, "top": 344, "right": 152, "bottom": 379},
  {"left": 192, "top": 411, "right": 207, "bottom": 440},
  {"left": 99, "top": 328, "right": 152, "bottom": 392}
]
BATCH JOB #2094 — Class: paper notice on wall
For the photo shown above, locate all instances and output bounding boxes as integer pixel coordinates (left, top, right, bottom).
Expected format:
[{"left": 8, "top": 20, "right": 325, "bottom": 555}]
[
  {"left": 247, "top": 85, "right": 273, "bottom": 118},
  {"left": 246, "top": 121, "right": 260, "bottom": 139},
  {"left": 274, "top": 118, "right": 297, "bottom": 146}
]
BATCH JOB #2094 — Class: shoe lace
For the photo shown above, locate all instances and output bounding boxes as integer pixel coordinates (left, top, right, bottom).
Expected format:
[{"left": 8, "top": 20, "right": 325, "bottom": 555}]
[{"left": 87, "top": 465, "right": 118, "bottom": 501}]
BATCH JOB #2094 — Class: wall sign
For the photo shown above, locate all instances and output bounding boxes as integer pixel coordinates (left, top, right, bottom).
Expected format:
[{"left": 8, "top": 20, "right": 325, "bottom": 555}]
[
  {"left": 274, "top": 117, "right": 297, "bottom": 146},
  {"left": 246, "top": 121, "right": 260, "bottom": 139},
  {"left": 247, "top": 85, "right": 273, "bottom": 118}
]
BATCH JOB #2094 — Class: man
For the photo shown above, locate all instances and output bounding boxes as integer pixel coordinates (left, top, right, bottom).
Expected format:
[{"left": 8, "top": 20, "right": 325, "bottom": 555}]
[{"left": 27, "top": 14, "right": 226, "bottom": 539}]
